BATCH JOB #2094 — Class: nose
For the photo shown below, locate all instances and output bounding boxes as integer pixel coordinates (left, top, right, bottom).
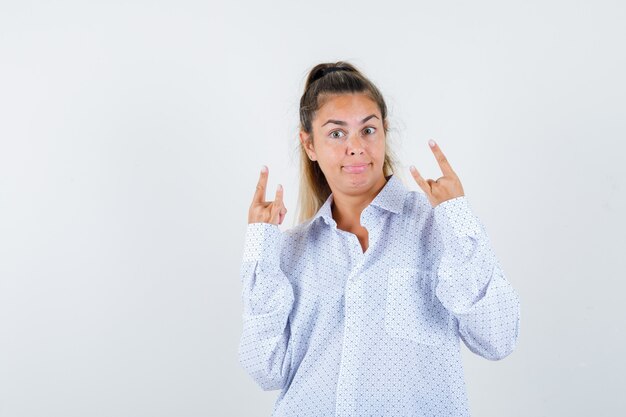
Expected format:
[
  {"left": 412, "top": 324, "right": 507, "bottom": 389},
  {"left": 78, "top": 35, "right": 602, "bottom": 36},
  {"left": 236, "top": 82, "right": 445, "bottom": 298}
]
[{"left": 346, "top": 132, "right": 364, "bottom": 155}]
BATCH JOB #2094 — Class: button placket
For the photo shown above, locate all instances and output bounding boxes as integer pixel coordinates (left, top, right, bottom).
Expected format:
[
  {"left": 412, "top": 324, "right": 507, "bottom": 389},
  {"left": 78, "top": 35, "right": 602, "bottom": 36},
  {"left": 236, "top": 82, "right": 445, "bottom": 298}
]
[{"left": 335, "top": 228, "right": 366, "bottom": 416}]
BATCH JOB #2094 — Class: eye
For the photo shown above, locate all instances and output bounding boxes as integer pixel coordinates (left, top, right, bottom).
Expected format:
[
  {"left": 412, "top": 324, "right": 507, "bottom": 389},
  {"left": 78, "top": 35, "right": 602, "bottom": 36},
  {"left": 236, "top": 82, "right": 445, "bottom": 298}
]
[
  {"left": 329, "top": 130, "right": 345, "bottom": 139},
  {"left": 363, "top": 127, "right": 376, "bottom": 135}
]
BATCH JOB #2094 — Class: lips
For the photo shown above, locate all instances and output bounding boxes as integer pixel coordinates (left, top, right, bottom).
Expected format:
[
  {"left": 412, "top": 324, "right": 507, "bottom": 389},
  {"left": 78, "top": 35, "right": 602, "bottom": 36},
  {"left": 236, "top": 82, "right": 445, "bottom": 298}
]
[{"left": 342, "top": 163, "right": 370, "bottom": 173}]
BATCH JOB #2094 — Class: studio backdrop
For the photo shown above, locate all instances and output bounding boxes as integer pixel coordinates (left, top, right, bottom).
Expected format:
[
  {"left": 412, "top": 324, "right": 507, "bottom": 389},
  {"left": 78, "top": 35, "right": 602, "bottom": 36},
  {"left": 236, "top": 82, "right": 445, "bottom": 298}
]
[{"left": 1, "top": 0, "right": 624, "bottom": 416}]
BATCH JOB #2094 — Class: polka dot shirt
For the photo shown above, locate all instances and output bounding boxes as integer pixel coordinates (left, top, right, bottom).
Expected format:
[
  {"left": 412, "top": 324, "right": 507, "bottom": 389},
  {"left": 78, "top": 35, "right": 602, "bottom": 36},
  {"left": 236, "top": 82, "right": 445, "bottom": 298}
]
[{"left": 238, "top": 173, "right": 521, "bottom": 417}]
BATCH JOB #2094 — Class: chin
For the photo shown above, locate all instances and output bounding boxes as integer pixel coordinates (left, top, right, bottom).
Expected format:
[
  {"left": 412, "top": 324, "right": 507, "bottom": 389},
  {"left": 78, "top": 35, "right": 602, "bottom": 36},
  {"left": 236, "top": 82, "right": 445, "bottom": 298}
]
[{"left": 342, "top": 173, "right": 375, "bottom": 189}]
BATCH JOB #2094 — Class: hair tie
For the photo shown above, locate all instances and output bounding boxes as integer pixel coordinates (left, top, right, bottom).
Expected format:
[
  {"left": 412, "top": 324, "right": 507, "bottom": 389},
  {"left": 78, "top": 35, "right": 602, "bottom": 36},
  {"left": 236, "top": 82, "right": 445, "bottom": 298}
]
[
  {"left": 311, "top": 66, "right": 349, "bottom": 84},
  {"left": 320, "top": 66, "right": 347, "bottom": 77}
]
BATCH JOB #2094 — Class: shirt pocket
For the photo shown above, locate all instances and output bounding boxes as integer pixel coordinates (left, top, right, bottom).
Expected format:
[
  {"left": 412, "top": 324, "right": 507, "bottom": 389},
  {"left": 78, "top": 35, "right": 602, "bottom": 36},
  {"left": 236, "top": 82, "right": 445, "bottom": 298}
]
[{"left": 384, "top": 267, "right": 450, "bottom": 346}]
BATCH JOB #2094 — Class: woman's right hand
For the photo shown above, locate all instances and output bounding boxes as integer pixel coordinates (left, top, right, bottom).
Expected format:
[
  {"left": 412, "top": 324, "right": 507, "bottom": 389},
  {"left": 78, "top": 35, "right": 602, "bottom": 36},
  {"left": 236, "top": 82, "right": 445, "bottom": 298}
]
[{"left": 248, "top": 165, "right": 287, "bottom": 225}]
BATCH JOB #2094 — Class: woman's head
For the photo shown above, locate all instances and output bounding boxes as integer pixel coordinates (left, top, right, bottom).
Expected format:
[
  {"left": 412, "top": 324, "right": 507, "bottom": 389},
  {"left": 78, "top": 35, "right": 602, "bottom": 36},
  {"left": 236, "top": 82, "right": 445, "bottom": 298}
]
[{"left": 295, "top": 61, "right": 398, "bottom": 224}]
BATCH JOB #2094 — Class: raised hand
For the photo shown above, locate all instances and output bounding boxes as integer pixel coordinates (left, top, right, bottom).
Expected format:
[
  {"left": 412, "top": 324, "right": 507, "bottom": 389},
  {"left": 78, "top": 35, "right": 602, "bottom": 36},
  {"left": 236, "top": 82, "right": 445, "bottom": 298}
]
[
  {"left": 248, "top": 165, "right": 288, "bottom": 225},
  {"left": 409, "top": 139, "right": 465, "bottom": 208}
]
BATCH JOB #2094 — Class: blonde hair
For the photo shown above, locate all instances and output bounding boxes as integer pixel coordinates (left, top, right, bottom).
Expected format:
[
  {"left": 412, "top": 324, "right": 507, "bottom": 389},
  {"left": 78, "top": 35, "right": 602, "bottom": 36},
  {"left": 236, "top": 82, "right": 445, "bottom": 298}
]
[{"left": 294, "top": 61, "right": 400, "bottom": 225}]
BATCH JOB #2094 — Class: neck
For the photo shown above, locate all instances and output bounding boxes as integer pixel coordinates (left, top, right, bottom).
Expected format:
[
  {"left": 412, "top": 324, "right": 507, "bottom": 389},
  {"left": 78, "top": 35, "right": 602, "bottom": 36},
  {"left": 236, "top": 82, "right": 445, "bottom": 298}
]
[{"left": 331, "top": 174, "right": 389, "bottom": 229}]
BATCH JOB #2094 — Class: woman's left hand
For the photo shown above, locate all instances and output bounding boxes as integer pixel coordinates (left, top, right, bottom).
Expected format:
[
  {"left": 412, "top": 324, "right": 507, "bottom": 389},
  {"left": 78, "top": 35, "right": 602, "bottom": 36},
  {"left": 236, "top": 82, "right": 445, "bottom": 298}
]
[{"left": 409, "top": 139, "right": 465, "bottom": 208}]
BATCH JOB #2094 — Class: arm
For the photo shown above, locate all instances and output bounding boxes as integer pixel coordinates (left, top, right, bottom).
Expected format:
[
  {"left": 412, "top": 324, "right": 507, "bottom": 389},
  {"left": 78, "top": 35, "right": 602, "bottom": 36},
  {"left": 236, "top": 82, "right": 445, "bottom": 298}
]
[
  {"left": 238, "top": 222, "right": 295, "bottom": 390},
  {"left": 433, "top": 196, "right": 521, "bottom": 360}
]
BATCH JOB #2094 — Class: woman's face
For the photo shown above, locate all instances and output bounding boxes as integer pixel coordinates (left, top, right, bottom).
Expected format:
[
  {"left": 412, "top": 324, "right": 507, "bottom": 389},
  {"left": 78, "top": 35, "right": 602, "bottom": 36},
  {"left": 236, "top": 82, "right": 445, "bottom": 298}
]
[{"left": 300, "top": 93, "right": 388, "bottom": 197}]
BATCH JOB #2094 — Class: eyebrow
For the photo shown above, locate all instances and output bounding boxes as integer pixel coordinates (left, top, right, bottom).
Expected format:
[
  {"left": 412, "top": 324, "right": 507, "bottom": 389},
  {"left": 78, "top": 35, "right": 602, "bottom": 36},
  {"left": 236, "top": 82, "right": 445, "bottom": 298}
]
[{"left": 321, "top": 114, "right": 379, "bottom": 127}]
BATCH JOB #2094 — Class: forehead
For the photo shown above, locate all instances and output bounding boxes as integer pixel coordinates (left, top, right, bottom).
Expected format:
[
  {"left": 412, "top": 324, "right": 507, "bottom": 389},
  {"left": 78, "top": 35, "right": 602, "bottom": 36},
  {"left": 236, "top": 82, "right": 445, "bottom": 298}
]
[{"left": 315, "top": 93, "right": 380, "bottom": 122}]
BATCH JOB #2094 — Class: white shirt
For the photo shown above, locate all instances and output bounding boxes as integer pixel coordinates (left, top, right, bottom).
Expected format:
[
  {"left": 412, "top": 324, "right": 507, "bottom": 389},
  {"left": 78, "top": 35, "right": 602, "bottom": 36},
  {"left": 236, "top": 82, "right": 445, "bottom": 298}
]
[{"left": 238, "top": 173, "right": 521, "bottom": 417}]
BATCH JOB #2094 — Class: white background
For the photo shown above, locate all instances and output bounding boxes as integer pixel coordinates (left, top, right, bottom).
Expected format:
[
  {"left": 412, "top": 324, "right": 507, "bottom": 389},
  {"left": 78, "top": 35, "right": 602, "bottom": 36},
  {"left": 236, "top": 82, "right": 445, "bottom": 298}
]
[{"left": 1, "top": 0, "right": 625, "bottom": 416}]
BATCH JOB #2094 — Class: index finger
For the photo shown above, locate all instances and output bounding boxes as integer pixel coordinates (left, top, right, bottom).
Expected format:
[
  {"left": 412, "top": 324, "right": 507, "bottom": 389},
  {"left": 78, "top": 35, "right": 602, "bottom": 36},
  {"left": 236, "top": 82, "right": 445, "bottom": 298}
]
[
  {"left": 428, "top": 139, "right": 456, "bottom": 177},
  {"left": 252, "top": 165, "right": 269, "bottom": 203}
]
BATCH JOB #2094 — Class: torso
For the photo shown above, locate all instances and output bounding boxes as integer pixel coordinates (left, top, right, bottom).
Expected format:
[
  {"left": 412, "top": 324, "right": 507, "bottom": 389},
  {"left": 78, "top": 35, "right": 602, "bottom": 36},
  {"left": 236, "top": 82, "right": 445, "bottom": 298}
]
[
  {"left": 338, "top": 224, "right": 369, "bottom": 253},
  {"left": 332, "top": 200, "right": 372, "bottom": 254},
  {"left": 357, "top": 233, "right": 369, "bottom": 253}
]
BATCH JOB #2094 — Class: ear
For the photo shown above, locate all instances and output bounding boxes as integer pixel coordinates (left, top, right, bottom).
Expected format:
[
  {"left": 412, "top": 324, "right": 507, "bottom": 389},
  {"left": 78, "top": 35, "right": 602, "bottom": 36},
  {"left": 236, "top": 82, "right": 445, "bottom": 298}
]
[{"left": 299, "top": 131, "right": 317, "bottom": 161}]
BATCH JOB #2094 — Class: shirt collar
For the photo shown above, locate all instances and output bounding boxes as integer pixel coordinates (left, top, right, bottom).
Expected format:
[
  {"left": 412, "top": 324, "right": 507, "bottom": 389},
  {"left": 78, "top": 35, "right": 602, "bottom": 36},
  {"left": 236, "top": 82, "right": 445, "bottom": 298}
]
[{"left": 312, "top": 173, "right": 408, "bottom": 228}]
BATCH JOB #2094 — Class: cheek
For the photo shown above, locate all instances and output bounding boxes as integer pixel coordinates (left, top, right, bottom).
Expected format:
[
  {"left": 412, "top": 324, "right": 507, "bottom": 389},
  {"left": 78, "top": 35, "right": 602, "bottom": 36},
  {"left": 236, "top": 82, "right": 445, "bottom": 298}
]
[{"left": 372, "top": 140, "right": 386, "bottom": 156}]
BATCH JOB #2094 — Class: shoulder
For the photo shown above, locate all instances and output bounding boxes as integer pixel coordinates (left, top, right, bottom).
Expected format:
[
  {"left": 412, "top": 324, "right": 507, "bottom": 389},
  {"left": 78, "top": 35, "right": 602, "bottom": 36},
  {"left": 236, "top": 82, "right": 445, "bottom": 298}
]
[
  {"left": 280, "top": 217, "right": 319, "bottom": 244},
  {"left": 401, "top": 189, "right": 435, "bottom": 220}
]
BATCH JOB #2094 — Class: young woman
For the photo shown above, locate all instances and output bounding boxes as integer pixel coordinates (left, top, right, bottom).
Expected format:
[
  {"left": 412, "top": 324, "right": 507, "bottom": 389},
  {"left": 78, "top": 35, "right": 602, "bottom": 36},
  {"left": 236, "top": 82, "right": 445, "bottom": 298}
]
[{"left": 238, "top": 61, "right": 521, "bottom": 417}]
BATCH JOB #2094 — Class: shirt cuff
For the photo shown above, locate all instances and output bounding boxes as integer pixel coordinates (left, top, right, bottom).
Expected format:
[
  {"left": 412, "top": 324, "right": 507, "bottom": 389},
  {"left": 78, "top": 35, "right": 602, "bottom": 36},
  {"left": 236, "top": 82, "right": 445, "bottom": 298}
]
[
  {"left": 433, "top": 196, "right": 484, "bottom": 243},
  {"left": 242, "top": 222, "right": 282, "bottom": 263}
]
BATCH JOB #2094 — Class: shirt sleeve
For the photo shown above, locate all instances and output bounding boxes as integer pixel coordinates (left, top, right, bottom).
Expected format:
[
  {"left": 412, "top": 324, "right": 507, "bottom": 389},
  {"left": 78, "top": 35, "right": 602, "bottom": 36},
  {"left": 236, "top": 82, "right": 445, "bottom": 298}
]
[
  {"left": 237, "top": 222, "right": 295, "bottom": 390},
  {"left": 432, "top": 196, "right": 521, "bottom": 360}
]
